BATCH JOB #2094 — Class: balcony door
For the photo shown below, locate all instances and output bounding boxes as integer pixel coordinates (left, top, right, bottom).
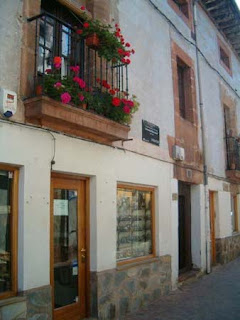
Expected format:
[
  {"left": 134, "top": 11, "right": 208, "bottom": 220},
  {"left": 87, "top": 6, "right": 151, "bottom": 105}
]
[{"left": 50, "top": 174, "right": 88, "bottom": 320}]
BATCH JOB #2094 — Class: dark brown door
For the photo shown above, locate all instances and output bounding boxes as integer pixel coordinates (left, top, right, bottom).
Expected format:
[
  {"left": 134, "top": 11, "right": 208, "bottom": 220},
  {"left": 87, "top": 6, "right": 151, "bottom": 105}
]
[
  {"left": 209, "top": 191, "right": 216, "bottom": 265},
  {"left": 178, "top": 182, "right": 191, "bottom": 273},
  {"left": 50, "top": 175, "right": 87, "bottom": 320}
]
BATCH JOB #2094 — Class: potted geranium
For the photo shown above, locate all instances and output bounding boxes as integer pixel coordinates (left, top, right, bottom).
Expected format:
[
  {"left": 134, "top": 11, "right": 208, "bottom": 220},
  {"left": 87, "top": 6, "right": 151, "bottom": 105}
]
[
  {"left": 40, "top": 57, "right": 139, "bottom": 126},
  {"left": 76, "top": 12, "right": 135, "bottom": 63}
]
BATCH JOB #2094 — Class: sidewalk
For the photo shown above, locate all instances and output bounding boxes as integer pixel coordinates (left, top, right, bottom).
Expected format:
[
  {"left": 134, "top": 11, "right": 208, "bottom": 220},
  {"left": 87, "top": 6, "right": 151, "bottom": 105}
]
[{"left": 125, "top": 257, "right": 240, "bottom": 320}]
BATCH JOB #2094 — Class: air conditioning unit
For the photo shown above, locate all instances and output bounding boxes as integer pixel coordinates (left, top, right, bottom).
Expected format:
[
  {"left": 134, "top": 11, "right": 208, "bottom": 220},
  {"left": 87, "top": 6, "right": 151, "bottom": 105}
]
[{"left": 172, "top": 145, "right": 185, "bottom": 161}]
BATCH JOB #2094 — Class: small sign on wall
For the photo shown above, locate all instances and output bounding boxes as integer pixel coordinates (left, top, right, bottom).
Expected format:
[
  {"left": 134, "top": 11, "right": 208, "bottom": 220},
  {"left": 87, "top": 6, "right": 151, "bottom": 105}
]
[{"left": 142, "top": 120, "right": 160, "bottom": 146}]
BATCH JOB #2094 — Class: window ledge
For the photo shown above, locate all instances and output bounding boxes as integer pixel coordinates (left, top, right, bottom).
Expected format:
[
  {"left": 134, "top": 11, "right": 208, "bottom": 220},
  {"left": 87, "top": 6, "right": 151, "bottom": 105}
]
[
  {"left": 24, "top": 96, "right": 130, "bottom": 144},
  {"left": 116, "top": 257, "right": 159, "bottom": 271},
  {"left": 0, "top": 296, "right": 26, "bottom": 307}
]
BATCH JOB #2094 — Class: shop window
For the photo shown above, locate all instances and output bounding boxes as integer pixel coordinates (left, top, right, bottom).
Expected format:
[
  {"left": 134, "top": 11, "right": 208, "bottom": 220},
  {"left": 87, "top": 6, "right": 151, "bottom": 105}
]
[
  {"left": 231, "top": 195, "right": 238, "bottom": 233},
  {"left": 117, "top": 185, "right": 155, "bottom": 264},
  {"left": 0, "top": 166, "right": 18, "bottom": 299},
  {"left": 177, "top": 57, "right": 192, "bottom": 121}
]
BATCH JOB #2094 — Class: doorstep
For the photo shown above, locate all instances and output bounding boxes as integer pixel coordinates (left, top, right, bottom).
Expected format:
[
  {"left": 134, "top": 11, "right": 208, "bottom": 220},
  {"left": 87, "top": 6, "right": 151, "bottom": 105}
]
[{"left": 178, "top": 269, "right": 203, "bottom": 285}]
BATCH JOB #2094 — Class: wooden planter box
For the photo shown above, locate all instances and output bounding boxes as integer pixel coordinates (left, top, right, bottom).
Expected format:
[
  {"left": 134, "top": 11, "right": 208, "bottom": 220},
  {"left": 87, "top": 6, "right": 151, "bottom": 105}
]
[{"left": 24, "top": 96, "right": 130, "bottom": 144}]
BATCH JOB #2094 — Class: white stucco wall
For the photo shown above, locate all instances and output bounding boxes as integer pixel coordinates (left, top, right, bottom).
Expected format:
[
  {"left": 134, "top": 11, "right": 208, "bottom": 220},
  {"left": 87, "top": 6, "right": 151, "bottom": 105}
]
[{"left": 0, "top": 122, "right": 176, "bottom": 290}]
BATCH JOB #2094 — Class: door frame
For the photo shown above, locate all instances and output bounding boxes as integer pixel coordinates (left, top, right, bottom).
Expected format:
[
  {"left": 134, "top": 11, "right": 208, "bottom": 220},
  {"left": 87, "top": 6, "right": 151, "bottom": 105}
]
[
  {"left": 209, "top": 191, "right": 216, "bottom": 265},
  {"left": 50, "top": 173, "right": 90, "bottom": 320}
]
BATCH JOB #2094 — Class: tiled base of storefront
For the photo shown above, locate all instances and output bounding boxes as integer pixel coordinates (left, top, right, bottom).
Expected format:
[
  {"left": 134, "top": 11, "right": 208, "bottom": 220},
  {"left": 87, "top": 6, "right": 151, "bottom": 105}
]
[
  {"left": 0, "top": 285, "right": 52, "bottom": 320},
  {"left": 216, "top": 234, "right": 240, "bottom": 264},
  {"left": 0, "top": 256, "right": 171, "bottom": 320},
  {"left": 90, "top": 255, "right": 172, "bottom": 320}
]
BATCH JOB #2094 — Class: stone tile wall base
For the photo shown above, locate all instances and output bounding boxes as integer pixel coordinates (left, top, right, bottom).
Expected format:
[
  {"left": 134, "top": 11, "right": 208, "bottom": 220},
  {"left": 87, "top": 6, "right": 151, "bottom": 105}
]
[
  {"left": 216, "top": 234, "right": 240, "bottom": 264},
  {"left": 22, "top": 285, "right": 52, "bottom": 320},
  {"left": 90, "top": 255, "right": 171, "bottom": 320}
]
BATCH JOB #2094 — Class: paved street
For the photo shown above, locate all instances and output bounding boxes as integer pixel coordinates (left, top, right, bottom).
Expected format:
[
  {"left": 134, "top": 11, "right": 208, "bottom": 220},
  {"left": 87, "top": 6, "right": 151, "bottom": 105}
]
[{"left": 126, "top": 258, "right": 240, "bottom": 320}]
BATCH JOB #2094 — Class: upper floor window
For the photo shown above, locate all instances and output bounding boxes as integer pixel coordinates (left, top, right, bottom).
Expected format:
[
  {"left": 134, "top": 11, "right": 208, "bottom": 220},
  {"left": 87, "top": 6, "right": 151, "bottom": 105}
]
[
  {"left": 177, "top": 58, "right": 191, "bottom": 120},
  {"left": 173, "top": 0, "right": 189, "bottom": 18},
  {"left": 0, "top": 166, "right": 18, "bottom": 299},
  {"left": 218, "top": 38, "right": 232, "bottom": 76},
  {"left": 168, "top": 0, "right": 192, "bottom": 28}
]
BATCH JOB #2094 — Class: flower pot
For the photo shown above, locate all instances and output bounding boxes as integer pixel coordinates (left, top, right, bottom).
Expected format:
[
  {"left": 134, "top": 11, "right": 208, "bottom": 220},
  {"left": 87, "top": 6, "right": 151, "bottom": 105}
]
[
  {"left": 231, "top": 163, "right": 236, "bottom": 170},
  {"left": 86, "top": 33, "right": 100, "bottom": 49},
  {"left": 36, "top": 85, "right": 43, "bottom": 96}
]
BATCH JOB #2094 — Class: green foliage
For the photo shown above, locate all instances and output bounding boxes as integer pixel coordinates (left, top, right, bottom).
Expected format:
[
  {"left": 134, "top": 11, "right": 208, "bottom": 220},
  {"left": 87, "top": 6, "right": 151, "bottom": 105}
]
[{"left": 42, "top": 71, "right": 139, "bottom": 125}]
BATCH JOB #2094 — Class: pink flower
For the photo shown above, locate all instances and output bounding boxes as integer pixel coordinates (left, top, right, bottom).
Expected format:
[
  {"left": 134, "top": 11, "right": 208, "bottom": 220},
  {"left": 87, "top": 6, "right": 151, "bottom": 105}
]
[
  {"left": 61, "top": 92, "right": 71, "bottom": 104},
  {"left": 79, "top": 94, "right": 85, "bottom": 102},
  {"left": 78, "top": 78, "right": 86, "bottom": 89},
  {"left": 123, "top": 105, "right": 131, "bottom": 114},
  {"left": 70, "top": 65, "right": 80, "bottom": 73},
  {"left": 127, "top": 100, "right": 134, "bottom": 107},
  {"left": 73, "top": 76, "right": 86, "bottom": 88},
  {"left": 54, "top": 82, "right": 62, "bottom": 88},
  {"left": 80, "top": 6, "right": 85, "bottom": 10},
  {"left": 54, "top": 63, "right": 61, "bottom": 69}
]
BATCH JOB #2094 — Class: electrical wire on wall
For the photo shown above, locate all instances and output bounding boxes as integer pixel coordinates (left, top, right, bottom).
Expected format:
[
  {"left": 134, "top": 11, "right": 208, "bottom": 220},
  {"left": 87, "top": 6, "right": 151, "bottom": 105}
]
[{"left": 147, "top": 0, "right": 240, "bottom": 100}]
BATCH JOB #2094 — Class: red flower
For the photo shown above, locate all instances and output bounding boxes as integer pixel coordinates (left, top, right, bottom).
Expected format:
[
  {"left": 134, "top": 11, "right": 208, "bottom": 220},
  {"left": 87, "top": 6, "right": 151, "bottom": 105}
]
[
  {"left": 83, "top": 22, "right": 90, "bottom": 28},
  {"left": 125, "top": 43, "right": 131, "bottom": 47},
  {"left": 76, "top": 29, "right": 83, "bottom": 35},
  {"left": 121, "top": 98, "right": 128, "bottom": 105},
  {"left": 118, "top": 48, "right": 125, "bottom": 56},
  {"left": 53, "top": 56, "right": 61, "bottom": 64},
  {"left": 96, "top": 78, "right": 101, "bottom": 83},
  {"left": 80, "top": 6, "right": 85, "bottom": 10},
  {"left": 109, "top": 89, "right": 116, "bottom": 95},
  {"left": 121, "top": 58, "right": 126, "bottom": 64},
  {"left": 115, "top": 23, "right": 119, "bottom": 28},
  {"left": 106, "top": 84, "right": 111, "bottom": 89},
  {"left": 123, "top": 105, "right": 131, "bottom": 114},
  {"left": 46, "top": 68, "right": 52, "bottom": 74},
  {"left": 131, "top": 49, "right": 135, "bottom": 54},
  {"left": 126, "top": 59, "right": 131, "bottom": 64},
  {"left": 112, "top": 97, "right": 121, "bottom": 107},
  {"left": 124, "top": 51, "right": 131, "bottom": 57},
  {"left": 115, "top": 32, "right": 121, "bottom": 38}
]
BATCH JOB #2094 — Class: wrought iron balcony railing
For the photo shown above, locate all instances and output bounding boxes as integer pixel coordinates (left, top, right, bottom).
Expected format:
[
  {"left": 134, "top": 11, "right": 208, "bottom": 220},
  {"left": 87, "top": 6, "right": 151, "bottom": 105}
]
[
  {"left": 226, "top": 136, "right": 240, "bottom": 170},
  {"left": 27, "top": 12, "right": 129, "bottom": 99}
]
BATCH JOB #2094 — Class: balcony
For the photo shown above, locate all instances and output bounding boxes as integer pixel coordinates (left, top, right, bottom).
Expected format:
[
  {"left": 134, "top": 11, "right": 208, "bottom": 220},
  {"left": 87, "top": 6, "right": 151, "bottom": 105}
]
[
  {"left": 226, "top": 136, "right": 240, "bottom": 181},
  {"left": 24, "top": 13, "right": 135, "bottom": 144}
]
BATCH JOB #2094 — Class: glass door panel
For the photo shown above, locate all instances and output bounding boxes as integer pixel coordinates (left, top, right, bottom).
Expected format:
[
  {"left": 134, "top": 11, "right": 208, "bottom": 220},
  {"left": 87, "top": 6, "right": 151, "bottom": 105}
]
[{"left": 53, "top": 188, "right": 79, "bottom": 308}]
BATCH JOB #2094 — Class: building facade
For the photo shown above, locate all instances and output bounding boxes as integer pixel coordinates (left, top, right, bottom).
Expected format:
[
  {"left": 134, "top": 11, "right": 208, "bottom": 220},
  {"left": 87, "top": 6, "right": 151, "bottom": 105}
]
[{"left": 0, "top": 0, "right": 240, "bottom": 319}]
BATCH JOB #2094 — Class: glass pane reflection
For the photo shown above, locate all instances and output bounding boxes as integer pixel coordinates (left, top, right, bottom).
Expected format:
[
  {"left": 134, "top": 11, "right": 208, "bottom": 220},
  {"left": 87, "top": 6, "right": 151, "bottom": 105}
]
[
  {"left": 0, "top": 171, "right": 12, "bottom": 294},
  {"left": 53, "top": 188, "right": 79, "bottom": 308}
]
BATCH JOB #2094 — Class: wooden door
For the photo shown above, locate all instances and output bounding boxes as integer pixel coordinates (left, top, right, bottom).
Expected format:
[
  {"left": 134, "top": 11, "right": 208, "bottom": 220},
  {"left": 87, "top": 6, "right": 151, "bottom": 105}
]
[
  {"left": 50, "top": 175, "right": 88, "bottom": 320},
  {"left": 209, "top": 191, "right": 216, "bottom": 265}
]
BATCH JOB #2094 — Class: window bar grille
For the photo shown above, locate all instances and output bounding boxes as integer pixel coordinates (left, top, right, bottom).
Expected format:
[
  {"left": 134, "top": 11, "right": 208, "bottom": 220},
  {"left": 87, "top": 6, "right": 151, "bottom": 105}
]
[
  {"left": 106, "top": 61, "right": 109, "bottom": 92},
  {"left": 126, "top": 65, "right": 129, "bottom": 98},
  {"left": 94, "top": 50, "right": 97, "bottom": 89},
  {"left": 34, "top": 19, "right": 39, "bottom": 95},
  {"left": 100, "top": 57, "right": 103, "bottom": 92}
]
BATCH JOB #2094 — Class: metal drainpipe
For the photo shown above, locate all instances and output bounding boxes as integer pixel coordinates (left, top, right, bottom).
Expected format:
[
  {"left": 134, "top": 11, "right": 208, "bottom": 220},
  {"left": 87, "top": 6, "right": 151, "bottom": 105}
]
[{"left": 193, "top": 0, "right": 211, "bottom": 274}]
